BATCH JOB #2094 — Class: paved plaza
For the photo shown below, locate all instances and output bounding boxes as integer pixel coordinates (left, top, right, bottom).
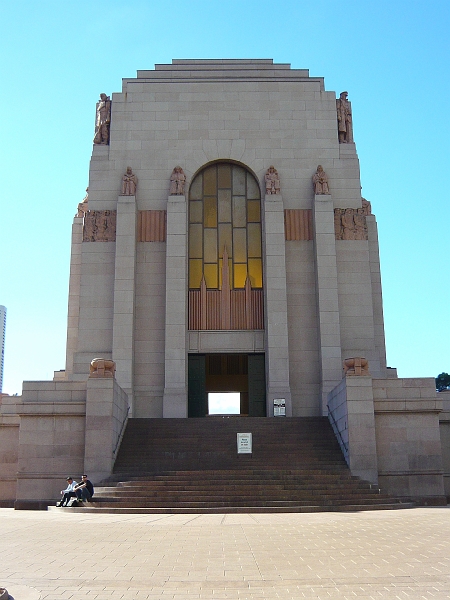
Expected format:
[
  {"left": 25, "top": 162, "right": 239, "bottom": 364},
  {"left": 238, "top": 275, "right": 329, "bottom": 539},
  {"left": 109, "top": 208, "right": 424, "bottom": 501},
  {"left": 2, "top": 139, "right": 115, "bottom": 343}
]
[{"left": 1, "top": 507, "right": 450, "bottom": 599}]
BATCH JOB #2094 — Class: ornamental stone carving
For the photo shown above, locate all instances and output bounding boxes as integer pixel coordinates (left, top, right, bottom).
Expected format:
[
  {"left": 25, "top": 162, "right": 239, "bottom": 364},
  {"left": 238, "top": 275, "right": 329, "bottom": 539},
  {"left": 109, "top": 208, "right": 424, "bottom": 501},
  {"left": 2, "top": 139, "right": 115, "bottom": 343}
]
[
  {"left": 312, "top": 165, "right": 330, "bottom": 195},
  {"left": 336, "top": 91, "right": 353, "bottom": 144},
  {"left": 93, "top": 93, "right": 111, "bottom": 145},
  {"left": 169, "top": 166, "right": 186, "bottom": 195},
  {"left": 343, "top": 357, "right": 370, "bottom": 376},
  {"left": 362, "top": 197, "right": 372, "bottom": 215},
  {"left": 334, "top": 207, "right": 368, "bottom": 240},
  {"left": 265, "top": 166, "right": 280, "bottom": 195},
  {"left": 121, "top": 167, "right": 137, "bottom": 195},
  {"left": 89, "top": 358, "right": 116, "bottom": 378},
  {"left": 83, "top": 210, "right": 117, "bottom": 242},
  {"left": 76, "top": 187, "right": 89, "bottom": 217}
]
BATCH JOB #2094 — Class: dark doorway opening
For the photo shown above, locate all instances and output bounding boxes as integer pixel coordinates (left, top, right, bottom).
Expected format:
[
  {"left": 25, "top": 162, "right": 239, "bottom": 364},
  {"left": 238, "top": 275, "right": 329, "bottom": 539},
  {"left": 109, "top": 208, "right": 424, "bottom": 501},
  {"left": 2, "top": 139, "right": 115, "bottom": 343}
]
[{"left": 188, "top": 353, "right": 266, "bottom": 417}]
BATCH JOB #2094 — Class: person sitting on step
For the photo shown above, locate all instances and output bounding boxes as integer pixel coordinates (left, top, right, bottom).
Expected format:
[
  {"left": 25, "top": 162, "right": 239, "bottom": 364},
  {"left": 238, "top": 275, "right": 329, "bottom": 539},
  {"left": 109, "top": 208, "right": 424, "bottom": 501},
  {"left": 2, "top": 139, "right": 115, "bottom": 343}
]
[
  {"left": 73, "top": 474, "right": 94, "bottom": 503},
  {"left": 57, "top": 477, "right": 78, "bottom": 506}
]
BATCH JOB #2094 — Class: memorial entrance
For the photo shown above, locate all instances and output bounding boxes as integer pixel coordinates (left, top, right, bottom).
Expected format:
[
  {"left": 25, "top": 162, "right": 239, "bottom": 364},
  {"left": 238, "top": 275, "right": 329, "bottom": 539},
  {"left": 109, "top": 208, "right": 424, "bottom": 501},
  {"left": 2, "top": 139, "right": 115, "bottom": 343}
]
[{"left": 188, "top": 353, "right": 266, "bottom": 417}]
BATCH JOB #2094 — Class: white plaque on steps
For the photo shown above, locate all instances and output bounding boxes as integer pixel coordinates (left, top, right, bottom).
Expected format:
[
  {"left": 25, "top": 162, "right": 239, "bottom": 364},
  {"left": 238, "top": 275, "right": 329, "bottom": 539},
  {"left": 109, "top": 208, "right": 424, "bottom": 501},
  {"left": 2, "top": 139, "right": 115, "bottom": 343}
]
[{"left": 237, "top": 432, "right": 252, "bottom": 454}]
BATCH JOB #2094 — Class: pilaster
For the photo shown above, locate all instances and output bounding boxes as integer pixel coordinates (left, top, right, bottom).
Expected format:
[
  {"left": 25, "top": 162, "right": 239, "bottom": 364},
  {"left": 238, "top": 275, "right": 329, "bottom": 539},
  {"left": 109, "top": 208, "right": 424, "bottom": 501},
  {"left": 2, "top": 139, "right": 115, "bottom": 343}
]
[
  {"left": 163, "top": 195, "right": 187, "bottom": 417},
  {"left": 65, "top": 216, "right": 83, "bottom": 377},
  {"left": 313, "top": 194, "right": 342, "bottom": 413},
  {"left": 263, "top": 194, "right": 292, "bottom": 417}
]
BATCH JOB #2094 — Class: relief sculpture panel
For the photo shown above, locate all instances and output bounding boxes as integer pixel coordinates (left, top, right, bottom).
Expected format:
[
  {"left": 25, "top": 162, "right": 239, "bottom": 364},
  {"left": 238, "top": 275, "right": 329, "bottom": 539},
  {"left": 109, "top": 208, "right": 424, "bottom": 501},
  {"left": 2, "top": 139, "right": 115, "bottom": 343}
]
[
  {"left": 83, "top": 210, "right": 117, "bottom": 242},
  {"left": 334, "top": 207, "right": 368, "bottom": 240}
]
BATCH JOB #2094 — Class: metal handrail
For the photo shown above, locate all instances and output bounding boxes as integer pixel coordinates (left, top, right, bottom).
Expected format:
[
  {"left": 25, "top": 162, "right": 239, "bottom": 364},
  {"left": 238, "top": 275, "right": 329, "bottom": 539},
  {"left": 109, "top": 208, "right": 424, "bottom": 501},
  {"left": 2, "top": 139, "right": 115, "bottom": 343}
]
[
  {"left": 327, "top": 406, "right": 348, "bottom": 455},
  {"left": 113, "top": 406, "right": 130, "bottom": 458}
]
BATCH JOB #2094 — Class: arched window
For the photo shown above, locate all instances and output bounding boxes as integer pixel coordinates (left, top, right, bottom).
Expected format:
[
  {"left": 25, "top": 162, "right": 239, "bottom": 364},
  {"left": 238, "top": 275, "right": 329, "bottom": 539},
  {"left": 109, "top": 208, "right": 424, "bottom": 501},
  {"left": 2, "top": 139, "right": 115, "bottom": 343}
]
[
  {"left": 188, "top": 162, "right": 263, "bottom": 330},
  {"left": 189, "top": 163, "right": 262, "bottom": 290}
]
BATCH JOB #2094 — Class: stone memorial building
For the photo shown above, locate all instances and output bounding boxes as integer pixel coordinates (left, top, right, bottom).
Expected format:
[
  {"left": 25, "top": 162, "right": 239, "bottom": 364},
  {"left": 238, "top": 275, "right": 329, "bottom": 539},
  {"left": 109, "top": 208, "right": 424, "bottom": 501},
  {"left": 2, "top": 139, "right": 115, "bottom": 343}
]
[{"left": 0, "top": 60, "right": 448, "bottom": 508}]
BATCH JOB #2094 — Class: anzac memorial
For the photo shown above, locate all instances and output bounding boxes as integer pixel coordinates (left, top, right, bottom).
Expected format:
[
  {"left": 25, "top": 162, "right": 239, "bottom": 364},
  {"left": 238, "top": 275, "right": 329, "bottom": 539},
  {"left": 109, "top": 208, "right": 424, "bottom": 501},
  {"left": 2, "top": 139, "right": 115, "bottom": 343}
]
[{"left": 0, "top": 59, "right": 448, "bottom": 510}]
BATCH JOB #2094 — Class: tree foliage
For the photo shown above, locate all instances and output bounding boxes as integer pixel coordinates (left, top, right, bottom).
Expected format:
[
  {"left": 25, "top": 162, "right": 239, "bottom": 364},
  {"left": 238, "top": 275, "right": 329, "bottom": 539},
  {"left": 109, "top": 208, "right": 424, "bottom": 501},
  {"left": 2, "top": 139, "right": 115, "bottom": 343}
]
[{"left": 436, "top": 372, "right": 450, "bottom": 392}]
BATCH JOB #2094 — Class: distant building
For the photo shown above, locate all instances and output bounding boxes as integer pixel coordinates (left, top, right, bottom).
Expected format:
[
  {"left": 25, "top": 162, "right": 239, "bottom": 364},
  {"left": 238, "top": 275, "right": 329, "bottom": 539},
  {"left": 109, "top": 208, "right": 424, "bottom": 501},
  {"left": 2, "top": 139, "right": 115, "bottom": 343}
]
[{"left": 0, "top": 306, "right": 5, "bottom": 392}]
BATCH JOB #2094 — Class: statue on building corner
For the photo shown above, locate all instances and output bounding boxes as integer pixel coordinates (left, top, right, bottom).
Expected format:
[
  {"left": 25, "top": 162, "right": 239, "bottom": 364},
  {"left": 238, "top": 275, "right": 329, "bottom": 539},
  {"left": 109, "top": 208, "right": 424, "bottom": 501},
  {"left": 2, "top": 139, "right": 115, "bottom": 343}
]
[
  {"left": 265, "top": 166, "right": 280, "bottom": 195},
  {"left": 93, "top": 93, "right": 111, "bottom": 145},
  {"left": 76, "top": 187, "right": 89, "bottom": 217},
  {"left": 121, "top": 167, "right": 137, "bottom": 195},
  {"left": 169, "top": 166, "right": 186, "bottom": 195},
  {"left": 336, "top": 91, "right": 353, "bottom": 144},
  {"left": 312, "top": 165, "right": 330, "bottom": 195}
]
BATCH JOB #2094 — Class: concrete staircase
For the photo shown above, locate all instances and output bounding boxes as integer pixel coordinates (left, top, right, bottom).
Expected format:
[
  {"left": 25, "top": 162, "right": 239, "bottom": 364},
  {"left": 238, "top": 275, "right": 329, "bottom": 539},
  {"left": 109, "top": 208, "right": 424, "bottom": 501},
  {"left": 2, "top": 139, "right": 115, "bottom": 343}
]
[{"left": 77, "top": 417, "right": 414, "bottom": 513}]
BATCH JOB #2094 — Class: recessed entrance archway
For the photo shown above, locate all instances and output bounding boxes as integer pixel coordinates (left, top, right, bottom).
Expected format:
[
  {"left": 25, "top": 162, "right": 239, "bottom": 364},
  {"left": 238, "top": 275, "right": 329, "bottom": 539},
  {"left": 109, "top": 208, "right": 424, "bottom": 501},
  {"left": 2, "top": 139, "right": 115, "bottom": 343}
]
[{"left": 188, "top": 353, "right": 266, "bottom": 417}]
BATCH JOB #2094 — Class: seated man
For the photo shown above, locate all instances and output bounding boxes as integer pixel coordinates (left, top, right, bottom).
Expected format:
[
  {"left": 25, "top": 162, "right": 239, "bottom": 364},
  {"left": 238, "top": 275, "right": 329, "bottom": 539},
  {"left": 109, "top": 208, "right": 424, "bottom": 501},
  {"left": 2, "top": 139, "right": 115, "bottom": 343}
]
[
  {"left": 58, "top": 477, "right": 78, "bottom": 506},
  {"left": 74, "top": 474, "right": 94, "bottom": 502}
]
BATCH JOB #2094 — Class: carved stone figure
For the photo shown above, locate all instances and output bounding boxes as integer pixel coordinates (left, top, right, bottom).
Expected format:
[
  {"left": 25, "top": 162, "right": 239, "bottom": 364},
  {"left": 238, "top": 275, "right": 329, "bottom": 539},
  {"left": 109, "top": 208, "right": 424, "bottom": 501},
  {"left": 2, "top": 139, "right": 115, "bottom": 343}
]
[
  {"left": 76, "top": 188, "right": 89, "bottom": 217},
  {"left": 354, "top": 208, "right": 368, "bottom": 240},
  {"left": 343, "top": 357, "right": 370, "bottom": 376},
  {"left": 312, "top": 165, "right": 330, "bottom": 195},
  {"left": 265, "top": 166, "right": 280, "bottom": 195},
  {"left": 341, "top": 208, "right": 356, "bottom": 240},
  {"left": 94, "top": 93, "right": 111, "bottom": 145},
  {"left": 361, "top": 197, "right": 372, "bottom": 215},
  {"left": 89, "top": 358, "right": 116, "bottom": 378},
  {"left": 122, "top": 167, "right": 137, "bottom": 195},
  {"left": 169, "top": 166, "right": 186, "bottom": 195},
  {"left": 334, "top": 208, "right": 344, "bottom": 239},
  {"left": 336, "top": 91, "right": 353, "bottom": 144},
  {"left": 83, "top": 210, "right": 117, "bottom": 242}
]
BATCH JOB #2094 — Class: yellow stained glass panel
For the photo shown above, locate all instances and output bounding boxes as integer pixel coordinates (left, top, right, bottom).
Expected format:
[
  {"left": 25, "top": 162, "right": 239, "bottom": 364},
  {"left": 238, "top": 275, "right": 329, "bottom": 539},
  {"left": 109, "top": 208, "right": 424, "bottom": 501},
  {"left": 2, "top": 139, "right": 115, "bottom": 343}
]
[
  {"left": 189, "top": 224, "right": 203, "bottom": 258},
  {"left": 204, "top": 228, "right": 218, "bottom": 263},
  {"left": 204, "top": 196, "right": 217, "bottom": 227},
  {"left": 189, "top": 200, "right": 202, "bottom": 223},
  {"left": 218, "top": 164, "right": 231, "bottom": 188},
  {"left": 203, "top": 166, "right": 217, "bottom": 195},
  {"left": 204, "top": 263, "right": 218, "bottom": 288},
  {"left": 233, "top": 228, "right": 247, "bottom": 263},
  {"left": 248, "top": 258, "right": 262, "bottom": 288},
  {"left": 189, "top": 174, "right": 202, "bottom": 200},
  {"left": 233, "top": 196, "right": 246, "bottom": 227},
  {"left": 234, "top": 264, "right": 248, "bottom": 288},
  {"left": 189, "top": 259, "right": 203, "bottom": 289},
  {"left": 248, "top": 223, "right": 262, "bottom": 257},
  {"left": 218, "top": 223, "right": 232, "bottom": 258},
  {"left": 218, "top": 189, "right": 231, "bottom": 223},
  {"left": 247, "top": 200, "right": 260, "bottom": 223}
]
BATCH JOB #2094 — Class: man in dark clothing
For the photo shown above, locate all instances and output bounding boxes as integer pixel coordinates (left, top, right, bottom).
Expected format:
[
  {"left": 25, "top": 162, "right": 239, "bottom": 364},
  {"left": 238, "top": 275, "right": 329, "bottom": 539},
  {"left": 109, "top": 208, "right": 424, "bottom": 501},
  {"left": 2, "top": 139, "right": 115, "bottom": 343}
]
[{"left": 74, "top": 475, "right": 94, "bottom": 502}]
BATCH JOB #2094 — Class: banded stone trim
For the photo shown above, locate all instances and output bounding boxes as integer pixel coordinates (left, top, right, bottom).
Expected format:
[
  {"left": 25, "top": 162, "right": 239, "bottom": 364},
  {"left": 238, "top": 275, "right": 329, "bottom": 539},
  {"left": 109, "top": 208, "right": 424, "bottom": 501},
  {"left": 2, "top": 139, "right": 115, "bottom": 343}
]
[
  {"left": 138, "top": 210, "right": 166, "bottom": 242},
  {"left": 284, "top": 209, "right": 313, "bottom": 241}
]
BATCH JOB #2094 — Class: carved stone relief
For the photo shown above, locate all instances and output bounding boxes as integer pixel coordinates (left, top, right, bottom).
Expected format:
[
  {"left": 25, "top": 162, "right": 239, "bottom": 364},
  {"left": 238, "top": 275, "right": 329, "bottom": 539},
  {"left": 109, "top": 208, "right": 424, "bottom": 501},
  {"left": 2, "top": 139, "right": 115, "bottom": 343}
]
[
  {"left": 169, "top": 166, "right": 186, "bottom": 195},
  {"left": 343, "top": 357, "right": 370, "bottom": 376},
  {"left": 312, "top": 165, "right": 330, "bottom": 195},
  {"left": 361, "top": 197, "right": 372, "bottom": 215},
  {"left": 121, "top": 167, "right": 137, "bottom": 195},
  {"left": 336, "top": 91, "right": 353, "bottom": 144},
  {"left": 83, "top": 210, "right": 117, "bottom": 242},
  {"left": 89, "top": 358, "right": 116, "bottom": 378},
  {"left": 93, "top": 93, "right": 111, "bottom": 145},
  {"left": 264, "top": 166, "right": 280, "bottom": 195},
  {"left": 76, "top": 188, "right": 89, "bottom": 217},
  {"left": 334, "top": 207, "right": 368, "bottom": 240}
]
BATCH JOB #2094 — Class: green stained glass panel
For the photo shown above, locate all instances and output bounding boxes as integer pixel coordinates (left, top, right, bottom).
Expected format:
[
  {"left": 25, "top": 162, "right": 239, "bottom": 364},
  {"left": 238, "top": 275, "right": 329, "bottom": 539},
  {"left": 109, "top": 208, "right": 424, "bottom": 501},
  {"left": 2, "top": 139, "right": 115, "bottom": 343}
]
[
  {"left": 189, "top": 174, "right": 202, "bottom": 200},
  {"left": 190, "top": 200, "right": 202, "bottom": 223}
]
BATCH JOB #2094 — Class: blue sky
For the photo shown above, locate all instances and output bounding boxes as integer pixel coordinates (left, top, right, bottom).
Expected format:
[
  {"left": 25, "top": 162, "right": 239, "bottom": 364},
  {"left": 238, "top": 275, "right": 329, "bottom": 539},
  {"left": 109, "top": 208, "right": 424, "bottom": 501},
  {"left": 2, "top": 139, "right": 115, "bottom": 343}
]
[{"left": 1, "top": 0, "right": 449, "bottom": 394}]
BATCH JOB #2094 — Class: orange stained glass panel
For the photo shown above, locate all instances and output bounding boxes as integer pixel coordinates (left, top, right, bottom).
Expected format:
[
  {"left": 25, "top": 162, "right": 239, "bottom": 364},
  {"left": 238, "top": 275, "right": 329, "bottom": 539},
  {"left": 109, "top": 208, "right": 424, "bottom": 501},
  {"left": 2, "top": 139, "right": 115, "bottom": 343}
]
[
  {"left": 233, "top": 228, "right": 247, "bottom": 263},
  {"left": 190, "top": 174, "right": 202, "bottom": 200},
  {"left": 232, "top": 196, "right": 246, "bottom": 227},
  {"left": 204, "top": 228, "right": 218, "bottom": 263},
  {"left": 189, "top": 259, "right": 203, "bottom": 288},
  {"left": 189, "top": 200, "right": 202, "bottom": 223},
  {"left": 218, "top": 189, "right": 231, "bottom": 222},
  {"left": 204, "top": 263, "right": 218, "bottom": 288},
  {"left": 218, "top": 223, "right": 232, "bottom": 258},
  {"left": 248, "top": 223, "right": 262, "bottom": 257},
  {"left": 248, "top": 258, "right": 263, "bottom": 288},
  {"left": 203, "top": 166, "right": 217, "bottom": 195},
  {"left": 189, "top": 224, "right": 203, "bottom": 258},
  {"left": 218, "top": 164, "right": 231, "bottom": 188},
  {"left": 204, "top": 196, "right": 217, "bottom": 227},
  {"left": 234, "top": 264, "right": 248, "bottom": 288},
  {"left": 247, "top": 200, "right": 260, "bottom": 223}
]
